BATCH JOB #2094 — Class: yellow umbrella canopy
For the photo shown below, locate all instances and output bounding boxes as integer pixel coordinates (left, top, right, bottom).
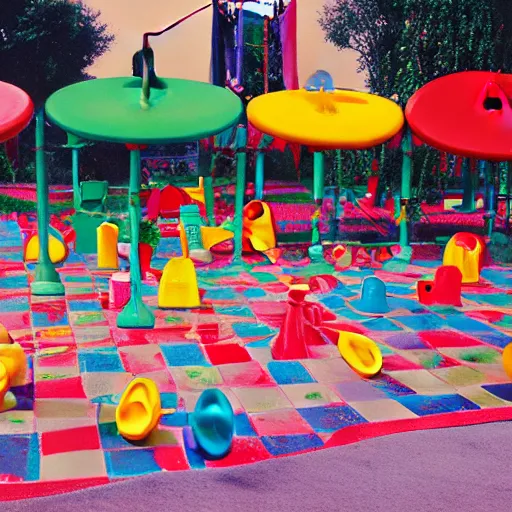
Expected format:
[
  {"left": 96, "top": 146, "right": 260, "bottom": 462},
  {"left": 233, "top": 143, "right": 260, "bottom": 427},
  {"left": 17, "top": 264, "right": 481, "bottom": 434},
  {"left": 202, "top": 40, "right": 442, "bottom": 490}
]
[{"left": 247, "top": 81, "right": 404, "bottom": 150}]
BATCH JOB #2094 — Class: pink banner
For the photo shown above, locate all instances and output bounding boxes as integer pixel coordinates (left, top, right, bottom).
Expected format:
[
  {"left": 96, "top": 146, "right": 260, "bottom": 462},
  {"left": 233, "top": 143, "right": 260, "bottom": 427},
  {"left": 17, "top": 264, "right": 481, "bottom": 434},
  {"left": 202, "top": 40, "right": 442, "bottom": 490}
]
[{"left": 279, "top": 0, "right": 299, "bottom": 90}]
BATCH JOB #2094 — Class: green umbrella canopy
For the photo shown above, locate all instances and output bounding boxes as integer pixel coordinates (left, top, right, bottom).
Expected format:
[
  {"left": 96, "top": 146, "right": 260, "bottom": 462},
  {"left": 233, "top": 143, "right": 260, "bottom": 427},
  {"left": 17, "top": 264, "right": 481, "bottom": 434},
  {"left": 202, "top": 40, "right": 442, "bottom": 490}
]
[{"left": 45, "top": 77, "right": 243, "bottom": 144}]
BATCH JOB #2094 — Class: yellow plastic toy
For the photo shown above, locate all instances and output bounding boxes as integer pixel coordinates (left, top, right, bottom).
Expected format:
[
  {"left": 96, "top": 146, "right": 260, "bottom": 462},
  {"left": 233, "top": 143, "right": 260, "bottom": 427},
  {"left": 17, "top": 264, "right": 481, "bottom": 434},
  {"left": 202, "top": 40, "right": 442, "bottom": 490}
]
[
  {"left": 97, "top": 222, "right": 120, "bottom": 269},
  {"left": 0, "top": 362, "right": 10, "bottom": 408},
  {"left": 179, "top": 225, "right": 234, "bottom": 258},
  {"left": 337, "top": 331, "right": 383, "bottom": 378},
  {"left": 24, "top": 233, "right": 68, "bottom": 264},
  {"left": 116, "top": 378, "right": 176, "bottom": 441},
  {"left": 183, "top": 176, "right": 206, "bottom": 205},
  {"left": 503, "top": 343, "right": 512, "bottom": 380},
  {"left": 158, "top": 257, "right": 201, "bottom": 309},
  {"left": 0, "top": 343, "right": 27, "bottom": 412},
  {"left": 247, "top": 88, "right": 404, "bottom": 150},
  {"left": 242, "top": 200, "right": 277, "bottom": 253},
  {"left": 443, "top": 232, "right": 485, "bottom": 284},
  {"left": 0, "top": 342, "right": 27, "bottom": 387},
  {"left": 201, "top": 226, "right": 234, "bottom": 251}
]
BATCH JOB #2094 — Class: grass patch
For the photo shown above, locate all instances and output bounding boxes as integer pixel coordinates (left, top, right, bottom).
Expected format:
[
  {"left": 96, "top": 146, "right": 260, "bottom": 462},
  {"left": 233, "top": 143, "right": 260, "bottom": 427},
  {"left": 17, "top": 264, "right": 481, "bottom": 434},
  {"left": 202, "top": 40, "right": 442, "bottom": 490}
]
[
  {"left": 0, "top": 195, "right": 37, "bottom": 213},
  {"left": 460, "top": 349, "right": 500, "bottom": 364},
  {"left": 265, "top": 192, "right": 313, "bottom": 204}
]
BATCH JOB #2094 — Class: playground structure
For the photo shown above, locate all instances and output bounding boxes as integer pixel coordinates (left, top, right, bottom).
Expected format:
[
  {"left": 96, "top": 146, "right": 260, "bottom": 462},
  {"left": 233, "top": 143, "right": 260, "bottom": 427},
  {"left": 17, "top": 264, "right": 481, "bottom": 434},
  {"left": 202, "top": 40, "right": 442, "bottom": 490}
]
[{"left": 1, "top": 3, "right": 512, "bottom": 501}]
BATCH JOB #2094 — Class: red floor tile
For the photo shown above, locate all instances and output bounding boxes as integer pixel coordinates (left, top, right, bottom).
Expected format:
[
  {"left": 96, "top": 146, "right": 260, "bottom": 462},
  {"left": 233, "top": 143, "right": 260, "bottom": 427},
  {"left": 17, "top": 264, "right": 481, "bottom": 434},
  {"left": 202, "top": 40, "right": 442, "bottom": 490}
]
[
  {"left": 36, "top": 376, "right": 87, "bottom": 399},
  {"left": 205, "top": 437, "right": 272, "bottom": 468},
  {"left": 204, "top": 344, "right": 252, "bottom": 365},
  {"left": 41, "top": 426, "right": 101, "bottom": 456},
  {"left": 154, "top": 446, "right": 190, "bottom": 471}
]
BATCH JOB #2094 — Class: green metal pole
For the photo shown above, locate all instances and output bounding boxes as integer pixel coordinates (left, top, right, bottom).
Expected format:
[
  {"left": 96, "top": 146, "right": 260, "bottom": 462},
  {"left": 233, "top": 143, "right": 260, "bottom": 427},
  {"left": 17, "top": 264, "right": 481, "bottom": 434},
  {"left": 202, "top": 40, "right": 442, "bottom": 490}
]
[
  {"left": 485, "top": 161, "right": 496, "bottom": 238},
  {"left": 31, "top": 108, "right": 65, "bottom": 297},
  {"left": 117, "top": 148, "right": 155, "bottom": 329},
  {"left": 313, "top": 152, "right": 325, "bottom": 203},
  {"left": 460, "top": 158, "right": 475, "bottom": 212},
  {"left": 204, "top": 153, "right": 216, "bottom": 226},
  {"left": 72, "top": 147, "right": 80, "bottom": 211},
  {"left": 399, "top": 130, "right": 412, "bottom": 258},
  {"left": 506, "top": 162, "right": 511, "bottom": 235},
  {"left": 255, "top": 151, "right": 265, "bottom": 200},
  {"left": 233, "top": 127, "right": 247, "bottom": 262}
]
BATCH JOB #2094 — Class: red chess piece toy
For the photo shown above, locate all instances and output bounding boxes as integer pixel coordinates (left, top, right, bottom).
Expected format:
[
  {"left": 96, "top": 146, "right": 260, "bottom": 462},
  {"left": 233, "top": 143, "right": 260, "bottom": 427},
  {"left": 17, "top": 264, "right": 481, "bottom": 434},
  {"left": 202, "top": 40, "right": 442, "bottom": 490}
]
[{"left": 417, "top": 265, "right": 463, "bottom": 307}]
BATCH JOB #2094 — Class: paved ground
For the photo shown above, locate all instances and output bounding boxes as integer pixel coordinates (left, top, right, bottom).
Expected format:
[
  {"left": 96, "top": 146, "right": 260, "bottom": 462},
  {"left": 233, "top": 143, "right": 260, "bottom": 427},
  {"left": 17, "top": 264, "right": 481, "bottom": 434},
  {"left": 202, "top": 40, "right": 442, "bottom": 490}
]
[{"left": 4, "top": 422, "right": 512, "bottom": 511}]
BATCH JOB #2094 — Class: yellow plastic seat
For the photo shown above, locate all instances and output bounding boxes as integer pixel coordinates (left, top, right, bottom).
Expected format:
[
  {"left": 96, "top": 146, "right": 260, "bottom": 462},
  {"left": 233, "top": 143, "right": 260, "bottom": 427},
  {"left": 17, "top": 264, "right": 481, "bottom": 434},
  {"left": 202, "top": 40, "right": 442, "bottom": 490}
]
[
  {"left": 183, "top": 176, "right": 206, "bottom": 204},
  {"left": 24, "top": 234, "right": 68, "bottom": 264},
  {"left": 243, "top": 201, "right": 277, "bottom": 253},
  {"left": 0, "top": 342, "right": 27, "bottom": 387},
  {"left": 97, "top": 222, "right": 119, "bottom": 269},
  {"left": 337, "top": 331, "right": 383, "bottom": 378},
  {"left": 443, "top": 232, "right": 484, "bottom": 284},
  {"left": 158, "top": 257, "right": 200, "bottom": 309},
  {"left": 116, "top": 378, "right": 162, "bottom": 441}
]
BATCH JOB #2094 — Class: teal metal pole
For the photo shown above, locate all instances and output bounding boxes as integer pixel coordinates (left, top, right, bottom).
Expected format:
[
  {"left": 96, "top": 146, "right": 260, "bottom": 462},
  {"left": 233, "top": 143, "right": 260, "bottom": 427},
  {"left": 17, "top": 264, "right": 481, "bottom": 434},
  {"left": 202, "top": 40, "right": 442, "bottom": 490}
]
[
  {"left": 461, "top": 158, "right": 475, "bottom": 212},
  {"left": 313, "top": 152, "right": 325, "bottom": 203},
  {"left": 233, "top": 127, "right": 247, "bottom": 262},
  {"left": 506, "top": 162, "right": 511, "bottom": 234},
  {"left": 117, "top": 148, "right": 155, "bottom": 329},
  {"left": 399, "top": 130, "right": 412, "bottom": 252},
  {"left": 484, "top": 161, "right": 496, "bottom": 237},
  {"left": 72, "top": 147, "right": 80, "bottom": 211},
  {"left": 204, "top": 153, "right": 216, "bottom": 226},
  {"left": 255, "top": 151, "right": 265, "bottom": 200},
  {"left": 31, "top": 108, "right": 65, "bottom": 296}
]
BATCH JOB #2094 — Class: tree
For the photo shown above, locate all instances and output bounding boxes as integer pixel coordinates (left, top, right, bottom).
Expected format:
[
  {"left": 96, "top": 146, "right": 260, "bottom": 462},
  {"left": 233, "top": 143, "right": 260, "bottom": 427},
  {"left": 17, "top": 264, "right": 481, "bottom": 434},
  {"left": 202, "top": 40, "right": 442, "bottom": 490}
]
[
  {"left": 0, "top": 0, "right": 114, "bottom": 107},
  {"left": 319, "top": 0, "right": 512, "bottom": 215},
  {"left": 0, "top": 0, "right": 114, "bottom": 183},
  {"left": 320, "top": 0, "right": 512, "bottom": 106}
]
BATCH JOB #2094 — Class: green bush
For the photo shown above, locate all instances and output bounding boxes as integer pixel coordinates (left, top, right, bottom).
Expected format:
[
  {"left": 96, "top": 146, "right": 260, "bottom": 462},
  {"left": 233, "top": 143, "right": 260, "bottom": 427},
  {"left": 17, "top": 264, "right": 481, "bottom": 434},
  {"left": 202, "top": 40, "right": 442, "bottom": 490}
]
[{"left": 0, "top": 147, "right": 15, "bottom": 183}]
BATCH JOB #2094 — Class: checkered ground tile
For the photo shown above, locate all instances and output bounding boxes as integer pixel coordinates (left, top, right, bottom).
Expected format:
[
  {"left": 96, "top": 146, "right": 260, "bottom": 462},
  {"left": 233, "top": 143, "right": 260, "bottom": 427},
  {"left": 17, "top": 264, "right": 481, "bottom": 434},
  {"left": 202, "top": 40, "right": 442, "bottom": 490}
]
[{"left": 0, "top": 218, "right": 511, "bottom": 487}]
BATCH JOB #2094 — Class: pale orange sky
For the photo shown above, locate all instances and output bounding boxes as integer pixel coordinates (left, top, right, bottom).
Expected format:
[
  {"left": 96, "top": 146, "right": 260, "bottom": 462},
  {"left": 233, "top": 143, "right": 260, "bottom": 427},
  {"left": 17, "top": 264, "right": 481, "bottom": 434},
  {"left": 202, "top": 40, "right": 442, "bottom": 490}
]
[{"left": 84, "top": 0, "right": 367, "bottom": 90}]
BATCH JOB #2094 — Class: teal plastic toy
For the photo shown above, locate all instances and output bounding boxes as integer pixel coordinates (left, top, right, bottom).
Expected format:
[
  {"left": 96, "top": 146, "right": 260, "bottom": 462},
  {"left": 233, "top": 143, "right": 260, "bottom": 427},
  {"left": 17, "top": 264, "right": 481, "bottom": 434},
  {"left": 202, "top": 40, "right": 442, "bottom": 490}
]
[{"left": 188, "top": 389, "right": 235, "bottom": 459}]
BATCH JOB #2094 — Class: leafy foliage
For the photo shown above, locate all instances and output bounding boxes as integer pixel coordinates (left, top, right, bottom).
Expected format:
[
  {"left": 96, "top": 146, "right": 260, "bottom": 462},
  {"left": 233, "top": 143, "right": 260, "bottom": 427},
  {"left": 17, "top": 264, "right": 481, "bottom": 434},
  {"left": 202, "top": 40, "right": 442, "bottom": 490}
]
[
  {"left": 320, "top": 0, "right": 512, "bottom": 106},
  {"left": 0, "top": 0, "right": 114, "bottom": 107},
  {"left": 319, "top": 0, "right": 512, "bottom": 202},
  {"left": 0, "top": 147, "right": 16, "bottom": 183}
]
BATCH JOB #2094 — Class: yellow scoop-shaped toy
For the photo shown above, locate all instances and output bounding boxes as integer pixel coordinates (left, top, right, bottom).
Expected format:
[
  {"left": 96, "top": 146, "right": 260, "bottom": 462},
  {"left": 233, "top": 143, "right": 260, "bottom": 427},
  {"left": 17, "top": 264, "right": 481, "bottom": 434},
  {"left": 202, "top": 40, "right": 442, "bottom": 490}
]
[
  {"left": 116, "top": 378, "right": 176, "bottom": 441},
  {"left": 337, "top": 331, "right": 383, "bottom": 378}
]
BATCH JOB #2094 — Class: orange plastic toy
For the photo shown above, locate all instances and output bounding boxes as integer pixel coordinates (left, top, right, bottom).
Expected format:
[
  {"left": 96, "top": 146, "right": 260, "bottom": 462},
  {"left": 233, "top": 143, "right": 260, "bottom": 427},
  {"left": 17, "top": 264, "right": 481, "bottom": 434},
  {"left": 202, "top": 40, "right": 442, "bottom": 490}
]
[
  {"left": 443, "top": 232, "right": 485, "bottom": 284},
  {"left": 0, "top": 342, "right": 27, "bottom": 412},
  {"left": 417, "top": 266, "right": 463, "bottom": 307},
  {"left": 0, "top": 323, "right": 13, "bottom": 344},
  {"left": 0, "top": 342, "right": 27, "bottom": 388},
  {"left": 242, "top": 200, "right": 277, "bottom": 253}
]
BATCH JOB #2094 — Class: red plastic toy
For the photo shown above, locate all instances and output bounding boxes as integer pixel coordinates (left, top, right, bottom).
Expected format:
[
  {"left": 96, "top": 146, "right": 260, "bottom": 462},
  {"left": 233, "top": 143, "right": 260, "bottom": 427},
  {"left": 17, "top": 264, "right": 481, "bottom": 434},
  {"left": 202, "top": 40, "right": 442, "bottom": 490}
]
[{"left": 417, "top": 266, "right": 463, "bottom": 307}]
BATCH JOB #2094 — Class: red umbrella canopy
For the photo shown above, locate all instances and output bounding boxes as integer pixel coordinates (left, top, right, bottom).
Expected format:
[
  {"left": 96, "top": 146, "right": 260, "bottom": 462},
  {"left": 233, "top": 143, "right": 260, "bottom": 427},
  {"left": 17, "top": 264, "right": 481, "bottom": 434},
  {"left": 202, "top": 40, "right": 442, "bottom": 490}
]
[
  {"left": 405, "top": 71, "right": 512, "bottom": 161},
  {"left": 0, "top": 81, "right": 34, "bottom": 143}
]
